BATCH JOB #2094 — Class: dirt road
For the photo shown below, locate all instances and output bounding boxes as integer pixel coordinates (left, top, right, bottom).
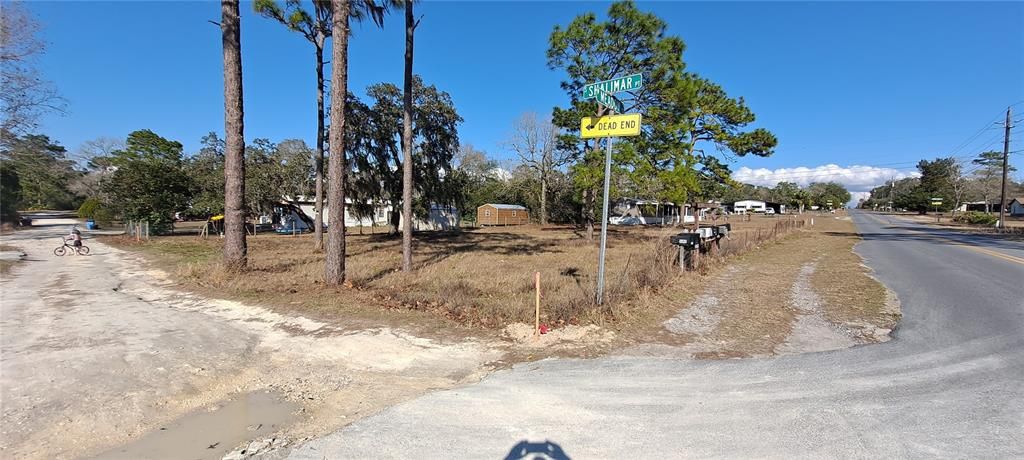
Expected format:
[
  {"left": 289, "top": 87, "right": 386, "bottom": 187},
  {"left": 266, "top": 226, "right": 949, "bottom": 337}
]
[{"left": 0, "top": 219, "right": 501, "bottom": 459}]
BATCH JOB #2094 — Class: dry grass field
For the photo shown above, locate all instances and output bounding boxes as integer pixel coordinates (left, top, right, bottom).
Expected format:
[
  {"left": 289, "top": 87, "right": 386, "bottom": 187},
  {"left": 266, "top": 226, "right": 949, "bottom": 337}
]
[
  {"left": 888, "top": 212, "right": 1024, "bottom": 240},
  {"left": 106, "top": 215, "right": 808, "bottom": 333}
]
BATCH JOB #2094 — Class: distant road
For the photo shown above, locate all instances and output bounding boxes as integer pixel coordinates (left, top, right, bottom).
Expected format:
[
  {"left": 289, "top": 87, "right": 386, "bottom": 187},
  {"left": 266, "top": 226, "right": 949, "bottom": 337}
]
[{"left": 291, "top": 210, "right": 1024, "bottom": 458}]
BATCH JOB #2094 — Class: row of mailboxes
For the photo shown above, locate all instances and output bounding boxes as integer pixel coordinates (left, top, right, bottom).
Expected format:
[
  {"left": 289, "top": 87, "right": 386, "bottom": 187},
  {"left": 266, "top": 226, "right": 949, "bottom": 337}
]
[
  {"left": 670, "top": 224, "right": 731, "bottom": 248},
  {"left": 670, "top": 232, "right": 701, "bottom": 248}
]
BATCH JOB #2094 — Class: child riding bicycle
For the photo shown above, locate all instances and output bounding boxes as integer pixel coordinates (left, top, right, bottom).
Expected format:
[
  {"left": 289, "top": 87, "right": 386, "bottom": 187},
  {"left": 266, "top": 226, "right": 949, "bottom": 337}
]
[{"left": 66, "top": 227, "right": 83, "bottom": 250}]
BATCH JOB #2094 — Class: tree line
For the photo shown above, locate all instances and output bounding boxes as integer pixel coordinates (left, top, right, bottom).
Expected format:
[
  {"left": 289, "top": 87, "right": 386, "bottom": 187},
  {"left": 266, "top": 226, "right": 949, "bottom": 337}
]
[
  {"left": 0, "top": 72, "right": 464, "bottom": 233},
  {"left": 4, "top": 1, "right": 799, "bottom": 285},
  {"left": 859, "top": 152, "right": 1021, "bottom": 214}
]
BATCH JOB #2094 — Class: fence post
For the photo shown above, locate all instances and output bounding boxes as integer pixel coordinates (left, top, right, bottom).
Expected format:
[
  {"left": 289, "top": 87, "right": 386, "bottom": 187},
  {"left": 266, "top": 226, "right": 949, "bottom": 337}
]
[{"left": 534, "top": 272, "right": 541, "bottom": 335}]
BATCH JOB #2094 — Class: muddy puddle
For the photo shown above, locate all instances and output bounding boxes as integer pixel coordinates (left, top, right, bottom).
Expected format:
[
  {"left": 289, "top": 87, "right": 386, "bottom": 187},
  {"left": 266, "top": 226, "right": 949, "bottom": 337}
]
[{"left": 94, "top": 391, "right": 299, "bottom": 460}]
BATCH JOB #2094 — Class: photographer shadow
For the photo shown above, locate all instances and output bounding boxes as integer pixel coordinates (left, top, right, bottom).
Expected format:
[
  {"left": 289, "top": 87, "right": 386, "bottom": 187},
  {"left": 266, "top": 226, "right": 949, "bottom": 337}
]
[{"left": 504, "top": 440, "right": 571, "bottom": 460}]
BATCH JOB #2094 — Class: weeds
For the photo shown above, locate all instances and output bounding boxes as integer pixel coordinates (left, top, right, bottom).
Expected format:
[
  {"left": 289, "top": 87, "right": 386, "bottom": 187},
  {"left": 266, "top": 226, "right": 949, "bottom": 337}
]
[{"left": 105, "top": 217, "right": 809, "bottom": 330}]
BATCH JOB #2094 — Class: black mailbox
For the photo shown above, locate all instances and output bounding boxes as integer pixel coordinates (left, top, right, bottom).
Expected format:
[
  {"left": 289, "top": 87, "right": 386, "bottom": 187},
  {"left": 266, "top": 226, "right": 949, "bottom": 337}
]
[{"left": 670, "top": 232, "right": 701, "bottom": 248}]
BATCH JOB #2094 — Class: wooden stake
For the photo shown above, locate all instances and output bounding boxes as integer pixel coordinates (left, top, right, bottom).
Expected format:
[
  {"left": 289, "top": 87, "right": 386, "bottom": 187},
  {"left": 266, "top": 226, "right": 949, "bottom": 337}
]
[{"left": 534, "top": 271, "right": 541, "bottom": 335}]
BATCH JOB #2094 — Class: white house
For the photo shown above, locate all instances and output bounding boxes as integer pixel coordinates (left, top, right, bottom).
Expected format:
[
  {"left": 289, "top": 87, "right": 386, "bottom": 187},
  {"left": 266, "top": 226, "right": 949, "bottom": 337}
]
[
  {"left": 607, "top": 199, "right": 720, "bottom": 225},
  {"left": 729, "top": 200, "right": 786, "bottom": 214},
  {"left": 609, "top": 199, "right": 682, "bottom": 225},
  {"left": 731, "top": 200, "right": 766, "bottom": 214},
  {"left": 956, "top": 201, "right": 1000, "bottom": 213},
  {"left": 277, "top": 196, "right": 458, "bottom": 231}
]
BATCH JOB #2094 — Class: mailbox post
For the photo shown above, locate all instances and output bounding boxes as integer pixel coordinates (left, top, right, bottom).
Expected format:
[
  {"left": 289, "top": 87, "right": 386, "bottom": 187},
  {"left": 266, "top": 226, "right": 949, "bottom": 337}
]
[{"left": 671, "top": 232, "right": 701, "bottom": 272}]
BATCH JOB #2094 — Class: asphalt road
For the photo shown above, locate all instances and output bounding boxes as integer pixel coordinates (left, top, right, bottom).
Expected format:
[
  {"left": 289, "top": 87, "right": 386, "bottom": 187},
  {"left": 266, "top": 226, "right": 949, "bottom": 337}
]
[{"left": 290, "top": 211, "right": 1024, "bottom": 459}]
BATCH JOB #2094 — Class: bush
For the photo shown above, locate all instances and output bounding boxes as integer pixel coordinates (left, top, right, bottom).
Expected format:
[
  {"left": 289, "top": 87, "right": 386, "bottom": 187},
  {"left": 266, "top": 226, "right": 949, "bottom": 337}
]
[
  {"left": 953, "top": 211, "right": 998, "bottom": 226},
  {"left": 94, "top": 208, "right": 116, "bottom": 226},
  {"left": 0, "top": 162, "right": 21, "bottom": 223},
  {"left": 78, "top": 197, "right": 116, "bottom": 226},
  {"left": 77, "top": 198, "right": 102, "bottom": 219}
]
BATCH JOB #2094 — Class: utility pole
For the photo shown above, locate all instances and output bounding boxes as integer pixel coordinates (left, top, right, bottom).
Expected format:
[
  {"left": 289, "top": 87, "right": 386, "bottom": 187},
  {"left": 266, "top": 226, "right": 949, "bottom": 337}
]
[
  {"left": 889, "top": 177, "right": 895, "bottom": 212},
  {"left": 998, "top": 106, "right": 1012, "bottom": 229}
]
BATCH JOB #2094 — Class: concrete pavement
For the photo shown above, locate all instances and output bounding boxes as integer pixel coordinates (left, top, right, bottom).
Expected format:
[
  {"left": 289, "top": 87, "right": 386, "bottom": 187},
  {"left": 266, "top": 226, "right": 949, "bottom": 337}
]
[{"left": 290, "top": 211, "right": 1024, "bottom": 459}]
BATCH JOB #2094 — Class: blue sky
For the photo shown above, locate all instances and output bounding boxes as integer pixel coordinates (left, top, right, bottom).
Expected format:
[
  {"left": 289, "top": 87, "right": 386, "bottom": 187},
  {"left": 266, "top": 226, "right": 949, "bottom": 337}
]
[{"left": 28, "top": 1, "right": 1024, "bottom": 199}]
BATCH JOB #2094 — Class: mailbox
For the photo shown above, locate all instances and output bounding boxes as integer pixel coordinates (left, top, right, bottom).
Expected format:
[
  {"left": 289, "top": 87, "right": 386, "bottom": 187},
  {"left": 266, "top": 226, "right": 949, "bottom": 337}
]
[
  {"left": 714, "top": 223, "right": 730, "bottom": 236},
  {"left": 670, "top": 232, "right": 701, "bottom": 248}
]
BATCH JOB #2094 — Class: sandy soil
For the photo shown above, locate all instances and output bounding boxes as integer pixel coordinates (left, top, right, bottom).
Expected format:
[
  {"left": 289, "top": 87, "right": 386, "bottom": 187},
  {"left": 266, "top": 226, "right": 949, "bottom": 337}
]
[{"left": 0, "top": 220, "right": 502, "bottom": 459}]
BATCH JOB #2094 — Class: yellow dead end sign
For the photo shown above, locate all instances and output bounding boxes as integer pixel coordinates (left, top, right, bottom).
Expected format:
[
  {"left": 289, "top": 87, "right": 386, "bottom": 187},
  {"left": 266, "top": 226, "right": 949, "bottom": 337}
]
[{"left": 580, "top": 113, "right": 642, "bottom": 139}]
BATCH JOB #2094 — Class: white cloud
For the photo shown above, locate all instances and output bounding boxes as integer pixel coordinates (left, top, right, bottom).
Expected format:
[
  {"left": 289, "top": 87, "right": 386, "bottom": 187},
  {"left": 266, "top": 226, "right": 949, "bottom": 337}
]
[
  {"left": 732, "top": 164, "right": 919, "bottom": 207},
  {"left": 850, "top": 191, "right": 872, "bottom": 205},
  {"left": 734, "top": 164, "right": 917, "bottom": 193}
]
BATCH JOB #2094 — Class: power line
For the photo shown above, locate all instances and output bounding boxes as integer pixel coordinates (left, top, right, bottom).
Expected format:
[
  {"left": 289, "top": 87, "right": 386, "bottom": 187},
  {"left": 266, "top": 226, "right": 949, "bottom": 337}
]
[{"left": 946, "top": 109, "right": 1008, "bottom": 158}]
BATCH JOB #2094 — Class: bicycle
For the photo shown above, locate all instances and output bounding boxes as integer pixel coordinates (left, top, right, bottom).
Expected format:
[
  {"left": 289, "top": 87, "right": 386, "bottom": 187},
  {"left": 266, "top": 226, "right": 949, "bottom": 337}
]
[{"left": 54, "top": 239, "right": 90, "bottom": 256}]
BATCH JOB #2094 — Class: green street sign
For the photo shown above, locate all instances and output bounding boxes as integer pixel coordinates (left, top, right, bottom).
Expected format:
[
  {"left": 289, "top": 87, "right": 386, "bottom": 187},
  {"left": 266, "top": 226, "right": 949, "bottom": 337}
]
[
  {"left": 582, "top": 74, "right": 643, "bottom": 100},
  {"left": 594, "top": 89, "right": 624, "bottom": 113}
]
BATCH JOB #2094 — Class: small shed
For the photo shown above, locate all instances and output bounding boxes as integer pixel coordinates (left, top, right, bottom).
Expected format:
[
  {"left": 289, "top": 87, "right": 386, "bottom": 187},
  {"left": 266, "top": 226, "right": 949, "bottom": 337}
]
[
  {"left": 1009, "top": 197, "right": 1024, "bottom": 217},
  {"left": 477, "top": 204, "right": 529, "bottom": 226}
]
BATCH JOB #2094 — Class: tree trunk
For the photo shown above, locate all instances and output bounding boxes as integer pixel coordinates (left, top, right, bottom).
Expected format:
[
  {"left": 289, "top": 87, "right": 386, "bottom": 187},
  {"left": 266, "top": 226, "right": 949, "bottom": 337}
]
[
  {"left": 314, "top": 42, "right": 326, "bottom": 251},
  {"left": 540, "top": 170, "right": 547, "bottom": 226},
  {"left": 221, "top": 0, "right": 247, "bottom": 271},
  {"left": 390, "top": 209, "right": 401, "bottom": 234},
  {"left": 400, "top": 0, "right": 415, "bottom": 272},
  {"left": 324, "top": 0, "right": 350, "bottom": 285}
]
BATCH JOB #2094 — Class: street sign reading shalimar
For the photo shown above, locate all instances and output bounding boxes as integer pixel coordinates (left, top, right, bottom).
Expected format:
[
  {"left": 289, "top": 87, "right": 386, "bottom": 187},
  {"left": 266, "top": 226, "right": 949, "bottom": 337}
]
[
  {"left": 581, "top": 74, "right": 645, "bottom": 308},
  {"left": 582, "top": 74, "right": 643, "bottom": 100}
]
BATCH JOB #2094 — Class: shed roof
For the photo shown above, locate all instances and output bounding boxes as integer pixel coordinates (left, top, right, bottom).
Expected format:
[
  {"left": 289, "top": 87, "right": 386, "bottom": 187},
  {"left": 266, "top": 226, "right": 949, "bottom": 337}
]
[{"left": 480, "top": 203, "right": 527, "bottom": 210}]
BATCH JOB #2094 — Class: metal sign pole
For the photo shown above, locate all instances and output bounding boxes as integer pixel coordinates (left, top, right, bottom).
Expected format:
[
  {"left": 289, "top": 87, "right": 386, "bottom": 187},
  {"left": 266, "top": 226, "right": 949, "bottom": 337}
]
[{"left": 596, "top": 134, "right": 613, "bottom": 305}]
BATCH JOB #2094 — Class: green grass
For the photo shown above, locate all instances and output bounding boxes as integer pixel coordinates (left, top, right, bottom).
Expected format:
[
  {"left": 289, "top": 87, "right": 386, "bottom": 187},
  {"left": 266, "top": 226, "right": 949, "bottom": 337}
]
[{"left": 106, "top": 236, "right": 220, "bottom": 267}]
